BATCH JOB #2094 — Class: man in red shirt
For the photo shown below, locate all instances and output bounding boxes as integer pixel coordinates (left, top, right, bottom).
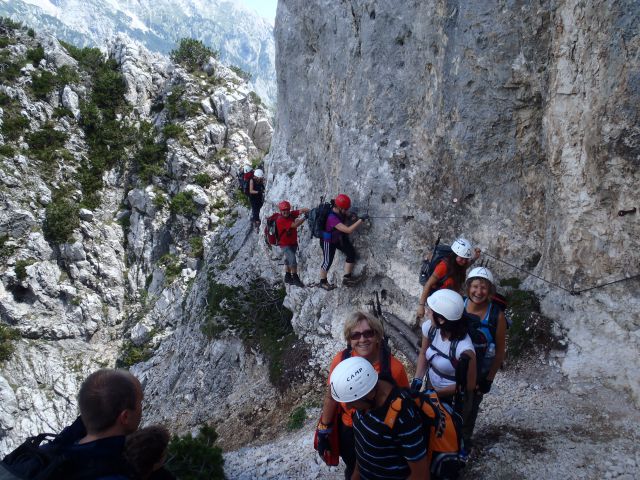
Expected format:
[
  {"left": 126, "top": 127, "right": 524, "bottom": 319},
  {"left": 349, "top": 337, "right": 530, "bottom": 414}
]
[{"left": 276, "top": 201, "right": 309, "bottom": 287}]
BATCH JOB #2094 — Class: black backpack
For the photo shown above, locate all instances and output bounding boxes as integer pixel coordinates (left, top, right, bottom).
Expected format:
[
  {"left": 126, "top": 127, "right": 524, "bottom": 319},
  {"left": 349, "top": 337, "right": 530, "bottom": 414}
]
[
  {"left": 419, "top": 239, "right": 453, "bottom": 286},
  {"left": 307, "top": 200, "right": 333, "bottom": 239},
  {"left": 1, "top": 432, "right": 131, "bottom": 480}
]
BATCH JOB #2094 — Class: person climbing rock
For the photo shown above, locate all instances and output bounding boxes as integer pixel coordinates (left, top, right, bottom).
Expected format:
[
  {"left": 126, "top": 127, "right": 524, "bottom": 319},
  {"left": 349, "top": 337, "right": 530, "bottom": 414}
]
[
  {"left": 316, "top": 311, "right": 409, "bottom": 479},
  {"left": 416, "top": 237, "right": 480, "bottom": 324},
  {"left": 276, "top": 200, "right": 309, "bottom": 287},
  {"left": 329, "top": 356, "right": 428, "bottom": 480},
  {"left": 249, "top": 168, "right": 265, "bottom": 229},
  {"left": 319, "top": 194, "right": 368, "bottom": 290},
  {"left": 462, "top": 266, "right": 507, "bottom": 449},
  {"left": 412, "top": 289, "right": 476, "bottom": 410}
]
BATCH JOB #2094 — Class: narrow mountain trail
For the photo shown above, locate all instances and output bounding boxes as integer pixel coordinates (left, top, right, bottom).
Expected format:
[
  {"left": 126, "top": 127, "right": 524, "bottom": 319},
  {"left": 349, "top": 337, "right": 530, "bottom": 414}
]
[{"left": 224, "top": 326, "right": 640, "bottom": 479}]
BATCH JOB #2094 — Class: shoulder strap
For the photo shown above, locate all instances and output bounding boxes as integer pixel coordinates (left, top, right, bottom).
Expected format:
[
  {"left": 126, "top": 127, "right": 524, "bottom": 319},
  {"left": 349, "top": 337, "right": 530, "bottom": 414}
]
[
  {"left": 427, "top": 325, "right": 436, "bottom": 343},
  {"left": 341, "top": 347, "right": 351, "bottom": 361},
  {"left": 487, "top": 303, "right": 499, "bottom": 339},
  {"left": 449, "top": 340, "right": 460, "bottom": 367},
  {"left": 380, "top": 339, "right": 392, "bottom": 379},
  {"left": 383, "top": 397, "right": 403, "bottom": 430}
]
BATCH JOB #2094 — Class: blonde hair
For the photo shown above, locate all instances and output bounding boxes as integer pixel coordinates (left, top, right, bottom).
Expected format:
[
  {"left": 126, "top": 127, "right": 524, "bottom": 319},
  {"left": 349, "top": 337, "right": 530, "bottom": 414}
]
[
  {"left": 343, "top": 311, "right": 384, "bottom": 342},
  {"left": 464, "top": 277, "right": 496, "bottom": 298}
]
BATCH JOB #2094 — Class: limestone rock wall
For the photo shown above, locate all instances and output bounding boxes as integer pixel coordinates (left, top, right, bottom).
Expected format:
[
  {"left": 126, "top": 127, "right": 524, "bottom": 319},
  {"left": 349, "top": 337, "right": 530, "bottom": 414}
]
[{"left": 268, "top": 0, "right": 640, "bottom": 402}]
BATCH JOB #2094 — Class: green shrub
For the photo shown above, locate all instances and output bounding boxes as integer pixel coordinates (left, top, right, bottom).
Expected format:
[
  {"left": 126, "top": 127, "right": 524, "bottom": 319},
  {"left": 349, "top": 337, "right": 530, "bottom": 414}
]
[
  {"left": 0, "top": 52, "right": 21, "bottom": 82},
  {"left": 26, "top": 123, "right": 68, "bottom": 162},
  {"left": 59, "top": 42, "right": 104, "bottom": 73},
  {"left": 1, "top": 114, "right": 30, "bottom": 141},
  {"left": 0, "top": 144, "right": 14, "bottom": 157},
  {"left": 27, "top": 28, "right": 35, "bottom": 38},
  {"left": 53, "top": 106, "right": 74, "bottom": 118},
  {"left": 92, "top": 61, "right": 127, "bottom": 112},
  {"left": 193, "top": 172, "right": 212, "bottom": 188},
  {"left": 287, "top": 406, "right": 306, "bottom": 431},
  {"left": 0, "top": 92, "right": 11, "bottom": 105},
  {"left": 0, "top": 17, "right": 22, "bottom": 30},
  {"left": 500, "top": 277, "right": 522, "bottom": 289},
  {"left": 134, "top": 126, "right": 167, "bottom": 183},
  {"left": 0, "top": 324, "right": 20, "bottom": 363},
  {"left": 162, "top": 123, "right": 185, "bottom": 139},
  {"left": 506, "top": 288, "right": 545, "bottom": 359},
  {"left": 56, "top": 64, "right": 80, "bottom": 85},
  {"left": 203, "top": 280, "right": 296, "bottom": 385},
  {"left": 0, "top": 37, "right": 13, "bottom": 48},
  {"left": 165, "top": 425, "right": 224, "bottom": 480},
  {"left": 25, "top": 45, "right": 44, "bottom": 66},
  {"left": 159, "top": 254, "right": 183, "bottom": 282},
  {"left": 14, "top": 259, "right": 35, "bottom": 281},
  {"left": 248, "top": 91, "right": 263, "bottom": 107},
  {"left": 44, "top": 195, "right": 79, "bottom": 243},
  {"left": 189, "top": 236, "right": 204, "bottom": 259},
  {"left": 169, "top": 191, "right": 198, "bottom": 216},
  {"left": 229, "top": 65, "right": 252, "bottom": 81},
  {"left": 0, "top": 235, "right": 15, "bottom": 259},
  {"left": 166, "top": 85, "right": 199, "bottom": 119},
  {"left": 117, "top": 339, "right": 153, "bottom": 368},
  {"left": 170, "top": 38, "right": 218, "bottom": 72},
  {"left": 31, "top": 70, "right": 58, "bottom": 99}
]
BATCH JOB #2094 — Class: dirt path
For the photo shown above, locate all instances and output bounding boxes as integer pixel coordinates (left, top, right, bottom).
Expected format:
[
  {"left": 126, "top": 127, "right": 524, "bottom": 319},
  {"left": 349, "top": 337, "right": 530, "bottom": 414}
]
[{"left": 224, "top": 353, "right": 640, "bottom": 479}]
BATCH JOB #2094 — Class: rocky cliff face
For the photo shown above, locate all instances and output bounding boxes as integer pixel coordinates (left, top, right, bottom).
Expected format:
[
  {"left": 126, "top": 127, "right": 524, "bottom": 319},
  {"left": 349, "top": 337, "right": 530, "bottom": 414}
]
[
  {"left": 268, "top": 0, "right": 640, "bottom": 402},
  {"left": 0, "top": 22, "right": 273, "bottom": 453}
]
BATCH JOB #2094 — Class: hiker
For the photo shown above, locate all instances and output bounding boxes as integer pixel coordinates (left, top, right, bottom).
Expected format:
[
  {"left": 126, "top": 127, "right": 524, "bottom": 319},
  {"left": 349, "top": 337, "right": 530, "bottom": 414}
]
[
  {"left": 276, "top": 200, "right": 309, "bottom": 287},
  {"left": 461, "top": 267, "right": 507, "bottom": 448},
  {"left": 316, "top": 311, "right": 410, "bottom": 479},
  {"left": 319, "top": 194, "right": 369, "bottom": 290},
  {"left": 416, "top": 237, "right": 481, "bottom": 324},
  {"left": 249, "top": 168, "right": 264, "bottom": 228},
  {"left": 238, "top": 163, "right": 253, "bottom": 195},
  {"left": 124, "top": 425, "right": 176, "bottom": 480},
  {"left": 1, "top": 368, "right": 143, "bottom": 479},
  {"left": 329, "top": 356, "right": 429, "bottom": 480},
  {"left": 412, "top": 289, "right": 476, "bottom": 409}
]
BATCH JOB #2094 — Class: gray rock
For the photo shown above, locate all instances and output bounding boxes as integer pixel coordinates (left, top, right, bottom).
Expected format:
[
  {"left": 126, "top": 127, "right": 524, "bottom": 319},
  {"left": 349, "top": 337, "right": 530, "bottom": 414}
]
[
  {"left": 61, "top": 86, "right": 80, "bottom": 119},
  {"left": 79, "top": 209, "right": 94, "bottom": 222}
]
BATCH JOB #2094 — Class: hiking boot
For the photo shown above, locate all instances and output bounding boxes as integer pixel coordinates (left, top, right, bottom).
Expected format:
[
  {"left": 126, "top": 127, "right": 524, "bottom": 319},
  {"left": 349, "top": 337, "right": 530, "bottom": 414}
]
[
  {"left": 342, "top": 274, "right": 364, "bottom": 287},
  {"left": 319, "top": 281, "right": 336, "bottom": 291},
  {"left": 291, "top": 274, "right": 305, "bottom": 288}
]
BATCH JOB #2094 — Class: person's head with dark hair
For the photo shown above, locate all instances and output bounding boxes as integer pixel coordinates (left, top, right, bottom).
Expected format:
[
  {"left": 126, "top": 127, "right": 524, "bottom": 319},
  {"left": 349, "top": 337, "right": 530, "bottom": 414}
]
[
  {"left": 78, "top": 369, "right": 143, "bottom": 441},
  {"left": 124, "top": 425, "right": 171, "bottom": 480},
  {"left": 433, "top": 311, "right": 469, "bottom": 341}
]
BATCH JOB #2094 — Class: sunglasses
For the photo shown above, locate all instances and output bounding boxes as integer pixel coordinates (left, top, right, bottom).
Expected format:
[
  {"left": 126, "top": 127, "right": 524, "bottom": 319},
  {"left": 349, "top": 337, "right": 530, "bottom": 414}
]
[{"left": 349, "top": 329, "right": 376, "bottom": 341}]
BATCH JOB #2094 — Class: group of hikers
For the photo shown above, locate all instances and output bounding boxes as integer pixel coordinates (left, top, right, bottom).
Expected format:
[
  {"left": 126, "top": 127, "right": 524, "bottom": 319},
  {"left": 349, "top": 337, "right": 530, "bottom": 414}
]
[{"left": 1, "top": 369, "right": 174, "bottom": 479}]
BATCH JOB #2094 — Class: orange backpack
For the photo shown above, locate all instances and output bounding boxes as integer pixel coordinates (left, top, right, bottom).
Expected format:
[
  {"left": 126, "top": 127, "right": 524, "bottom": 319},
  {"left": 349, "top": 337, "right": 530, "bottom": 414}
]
[{"left": 383, "top": 389, "right": 466, "bottom": 479}]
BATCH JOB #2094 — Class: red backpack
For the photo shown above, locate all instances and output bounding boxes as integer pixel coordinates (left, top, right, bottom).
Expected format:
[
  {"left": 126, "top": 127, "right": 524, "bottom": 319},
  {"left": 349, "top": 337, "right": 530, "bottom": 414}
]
[{"left": 264, "top": 213, "right": 280, "bottom": 246}]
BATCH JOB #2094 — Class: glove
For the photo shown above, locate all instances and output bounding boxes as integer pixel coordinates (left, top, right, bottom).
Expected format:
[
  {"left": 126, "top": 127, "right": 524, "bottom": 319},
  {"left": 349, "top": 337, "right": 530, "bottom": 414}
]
[
  {"left": 316, "top": 428, "right": 331, "bottom": 457},
  {"left": 410, "top": 378, "right": 423, "bottom": 393},
  {"left": 478, "top": 378, "right": 493, "bottom": 394},
  {"left": 359, "top": 213, "right": 370, "bottom": 221}
]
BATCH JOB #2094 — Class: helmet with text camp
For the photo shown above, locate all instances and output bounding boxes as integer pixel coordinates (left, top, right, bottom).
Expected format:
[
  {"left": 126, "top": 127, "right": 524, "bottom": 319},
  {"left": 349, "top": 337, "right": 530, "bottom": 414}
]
[
  {"left": 451, "top": 237, "right": 473, "bottom": 259},
  {"left": 334, "top": 194, "right": 351, "bottom": 210},
  {"left": 330, "top": 356, "right": 377, "bottom": 403}
]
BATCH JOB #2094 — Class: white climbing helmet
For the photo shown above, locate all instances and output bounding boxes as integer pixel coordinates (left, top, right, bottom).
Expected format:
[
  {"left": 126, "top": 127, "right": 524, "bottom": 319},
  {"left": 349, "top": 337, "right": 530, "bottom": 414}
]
[
  {"left": 467, "top": 266, "right": 494, "bottom": 285},
  {"left": 451, "top": 237, "right": 473, "bottom": 259},
  {"left": 254, "top": 169, "right": 264, "bottom": 178},
  {"left": 329, "top": 357, "right": 378, "bottom": 403},
  {"left": 243, "top": 164, "right": 252, "bottom": 174},
  {"left": 426, "top": 289, "right": 465, "bottom": 321}
]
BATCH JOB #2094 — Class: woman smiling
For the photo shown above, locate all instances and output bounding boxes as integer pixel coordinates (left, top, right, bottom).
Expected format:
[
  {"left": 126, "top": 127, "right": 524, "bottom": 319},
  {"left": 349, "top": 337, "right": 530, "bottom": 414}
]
[{"left": 315, "top": 311, "right": 409, "bottom": 479}]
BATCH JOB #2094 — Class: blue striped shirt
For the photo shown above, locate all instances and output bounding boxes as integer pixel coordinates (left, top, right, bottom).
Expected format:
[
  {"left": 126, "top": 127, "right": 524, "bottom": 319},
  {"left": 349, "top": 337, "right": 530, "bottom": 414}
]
[{"left": 352, "top": 389, "right": 427, "bottom": 479}]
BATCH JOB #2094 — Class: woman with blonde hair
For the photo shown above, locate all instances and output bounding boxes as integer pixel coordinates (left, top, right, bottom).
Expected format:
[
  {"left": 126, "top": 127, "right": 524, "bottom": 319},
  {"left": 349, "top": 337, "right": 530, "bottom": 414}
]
[{"left": 315, "top": 311, "right": 410, "bottom": 479}]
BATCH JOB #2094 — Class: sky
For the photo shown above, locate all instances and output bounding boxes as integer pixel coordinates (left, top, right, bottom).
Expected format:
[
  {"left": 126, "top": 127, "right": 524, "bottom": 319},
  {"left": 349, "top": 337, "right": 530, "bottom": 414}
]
[{"left": 236, "top": 0, "right": 277, "bottom": 23}]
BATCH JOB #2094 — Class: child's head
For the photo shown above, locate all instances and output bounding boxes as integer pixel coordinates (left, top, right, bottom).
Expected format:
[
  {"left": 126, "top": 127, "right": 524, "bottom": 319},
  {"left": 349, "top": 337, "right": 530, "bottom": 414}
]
[{"left": 124, "top": 425, "right": 171, "bottom": 480}]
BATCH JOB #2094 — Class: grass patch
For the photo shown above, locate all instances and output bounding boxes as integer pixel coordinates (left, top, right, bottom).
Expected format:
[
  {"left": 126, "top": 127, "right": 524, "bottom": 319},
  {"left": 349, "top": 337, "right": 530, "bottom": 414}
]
[
  {"left": 202, "top": 279, "right": 297, "bottom": 386},
  {"left": 0, "top": 324, "right": 20, "bottom": 363},
  {"left": 14, "top": 258, "right": 35, "bottom": 281},
  {"left": 165, "top": 425, "right": 224, "bottom": 480},
  {"left": 287, "top": 406, "right": 306, "bottom": 431},
  {"left": 0, "top": 144, "right": 15, "bottom": 157}
]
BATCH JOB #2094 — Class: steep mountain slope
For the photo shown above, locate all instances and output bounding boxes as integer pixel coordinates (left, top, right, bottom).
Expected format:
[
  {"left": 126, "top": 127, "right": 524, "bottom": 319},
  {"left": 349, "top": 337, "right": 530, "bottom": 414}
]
[{"left": 0, "top": 0, "right": 276, "bottom": 104}]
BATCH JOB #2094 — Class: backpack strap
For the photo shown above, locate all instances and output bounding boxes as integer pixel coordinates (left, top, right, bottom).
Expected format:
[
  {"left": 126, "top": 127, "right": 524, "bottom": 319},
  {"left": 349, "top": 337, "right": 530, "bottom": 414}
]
[
  {"left": 341, "top": 347, "right": 352, "bottom": 361},
  {"left": 383, "top": 397, "right": 403, "bottom": 430},
  {"left": 379, "top": 339, "right": 392, "bottom": 380},
  {"left": 487, "top": 302, "right": 499, "bottom": 341}
]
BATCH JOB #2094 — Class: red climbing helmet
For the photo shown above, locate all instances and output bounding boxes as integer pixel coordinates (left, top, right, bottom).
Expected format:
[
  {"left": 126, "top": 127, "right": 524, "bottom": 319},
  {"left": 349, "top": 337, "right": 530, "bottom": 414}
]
[
  {"left": 334, "top": 194, "right": 351, "bottom": 210},
  {"left": 278, "top": 201, "right": 291, "bottom": 211}
]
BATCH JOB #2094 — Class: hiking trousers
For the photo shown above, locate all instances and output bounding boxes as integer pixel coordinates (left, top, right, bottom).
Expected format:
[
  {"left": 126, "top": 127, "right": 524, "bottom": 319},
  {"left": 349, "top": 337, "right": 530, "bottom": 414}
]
[
  {"left": 338, "top": 421, "right": 356, "bottom": 480},
  {"left": 320, "top": 236, "right": 356, "bottom": 272},
  {"left": 249, "top": 194, "right": 263, "bottom": 222}
]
